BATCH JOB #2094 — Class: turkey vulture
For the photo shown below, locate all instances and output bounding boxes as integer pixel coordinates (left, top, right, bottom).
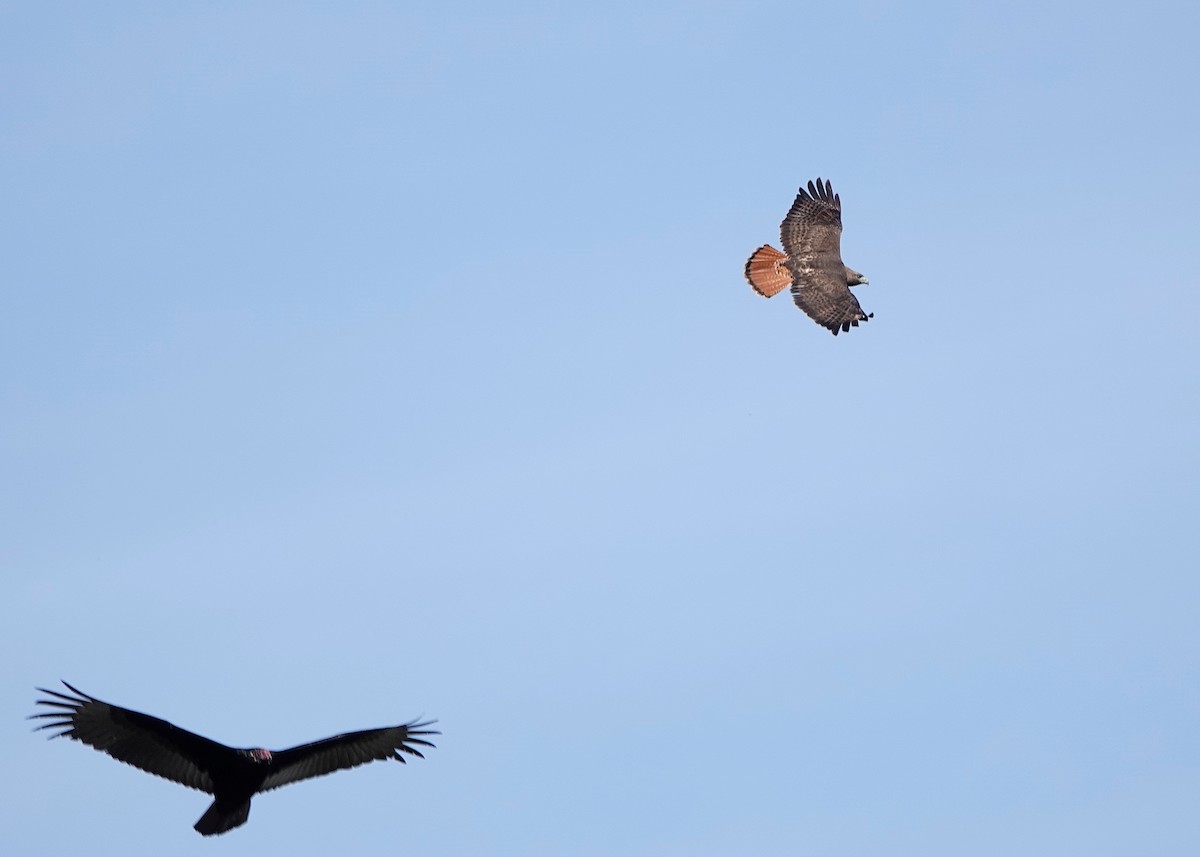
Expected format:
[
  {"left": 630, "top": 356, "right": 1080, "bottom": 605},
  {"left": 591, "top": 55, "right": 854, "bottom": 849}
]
[
  {"left": 30, "top": 681, "right": 437, "bottom": 836},
  {"left": 745, "top": 177, "right": 873, "bottom": 335}
]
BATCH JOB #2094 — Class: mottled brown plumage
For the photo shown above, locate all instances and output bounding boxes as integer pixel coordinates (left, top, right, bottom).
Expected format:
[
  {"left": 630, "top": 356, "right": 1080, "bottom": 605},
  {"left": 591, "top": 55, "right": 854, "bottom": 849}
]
[{"left": 745, "top": 178, "right": 872, "bottom": 335}]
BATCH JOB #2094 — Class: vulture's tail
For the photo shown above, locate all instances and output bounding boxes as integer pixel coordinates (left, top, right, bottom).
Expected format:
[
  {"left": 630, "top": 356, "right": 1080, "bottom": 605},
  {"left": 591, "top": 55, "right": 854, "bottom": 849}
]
[{"left": 194, "top": 798, "right": 251, "bottom": 836}]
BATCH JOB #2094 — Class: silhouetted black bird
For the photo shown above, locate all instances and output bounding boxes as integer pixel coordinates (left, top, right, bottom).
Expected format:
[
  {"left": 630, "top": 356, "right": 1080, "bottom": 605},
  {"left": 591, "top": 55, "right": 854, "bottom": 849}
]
[{"left": 31, "top": 681, "right": 437, "bottom": 835}]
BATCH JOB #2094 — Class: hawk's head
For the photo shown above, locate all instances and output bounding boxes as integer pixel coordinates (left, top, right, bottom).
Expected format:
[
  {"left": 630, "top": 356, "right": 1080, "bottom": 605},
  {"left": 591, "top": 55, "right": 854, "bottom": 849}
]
[{"left": 844, "top": 266, "right": 869, "bottom": 286}]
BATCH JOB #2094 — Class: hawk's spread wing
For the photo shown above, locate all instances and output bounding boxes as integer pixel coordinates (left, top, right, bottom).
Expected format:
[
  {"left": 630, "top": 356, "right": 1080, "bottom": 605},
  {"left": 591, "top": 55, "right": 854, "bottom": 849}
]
[
  {"left": 780, "top": 177, "right": 843, "bottom": 269},
  {"left": 780, "top": 179, "right": 871, "bottom": 335}
]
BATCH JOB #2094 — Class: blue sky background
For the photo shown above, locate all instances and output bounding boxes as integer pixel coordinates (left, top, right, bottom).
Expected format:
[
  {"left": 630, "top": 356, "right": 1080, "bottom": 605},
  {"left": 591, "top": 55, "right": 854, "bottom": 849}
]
[{"left": 3, "top": 2, "right": 1198, "bottom": 854}]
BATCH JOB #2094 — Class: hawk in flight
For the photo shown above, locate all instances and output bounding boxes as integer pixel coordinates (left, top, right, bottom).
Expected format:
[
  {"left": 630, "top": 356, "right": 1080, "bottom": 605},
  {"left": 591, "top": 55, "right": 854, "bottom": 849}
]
[{"left": 745, "top": 178, "right": 872, "bottom": 335}]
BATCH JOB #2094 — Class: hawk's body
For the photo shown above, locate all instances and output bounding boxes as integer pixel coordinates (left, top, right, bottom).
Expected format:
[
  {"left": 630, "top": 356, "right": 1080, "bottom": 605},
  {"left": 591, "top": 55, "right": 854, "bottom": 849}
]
[{"left": 745, "top": 178, "right": 872, "bottom": 335}]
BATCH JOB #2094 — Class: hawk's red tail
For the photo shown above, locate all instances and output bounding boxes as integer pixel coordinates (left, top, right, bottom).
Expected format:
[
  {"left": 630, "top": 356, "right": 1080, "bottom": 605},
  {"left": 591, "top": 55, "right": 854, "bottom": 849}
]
[{"left": 744, "top": 245, "right": 791, "bottom": 298}]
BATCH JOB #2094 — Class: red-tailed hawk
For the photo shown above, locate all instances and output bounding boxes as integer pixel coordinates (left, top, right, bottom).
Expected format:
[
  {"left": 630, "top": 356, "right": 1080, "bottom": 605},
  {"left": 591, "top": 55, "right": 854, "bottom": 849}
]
[{"left": 745, "top": 178, "right": 872, "bottom": 335}]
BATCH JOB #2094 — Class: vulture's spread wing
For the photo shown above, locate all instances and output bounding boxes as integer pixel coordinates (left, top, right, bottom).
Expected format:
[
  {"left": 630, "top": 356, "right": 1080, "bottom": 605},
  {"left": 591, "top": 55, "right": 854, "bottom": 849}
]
[
  {"left": 31, "top": 682, "right": 223, "bottom": 793},
  {"left": 260, "top": 721, "right": 439, "bottom": 792}
]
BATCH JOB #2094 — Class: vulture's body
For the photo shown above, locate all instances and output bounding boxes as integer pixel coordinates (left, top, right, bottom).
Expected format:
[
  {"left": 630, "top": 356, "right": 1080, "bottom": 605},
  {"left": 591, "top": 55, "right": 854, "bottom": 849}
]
[{"left": 31, "top": 682, "right": 437, "bottom": 836}]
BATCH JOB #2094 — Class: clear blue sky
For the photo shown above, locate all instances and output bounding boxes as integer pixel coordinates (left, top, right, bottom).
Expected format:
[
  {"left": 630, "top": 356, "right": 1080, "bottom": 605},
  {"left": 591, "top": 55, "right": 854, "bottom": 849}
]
[{"left": 4, "top": 2, "right": 1198, "bottom": 854}]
